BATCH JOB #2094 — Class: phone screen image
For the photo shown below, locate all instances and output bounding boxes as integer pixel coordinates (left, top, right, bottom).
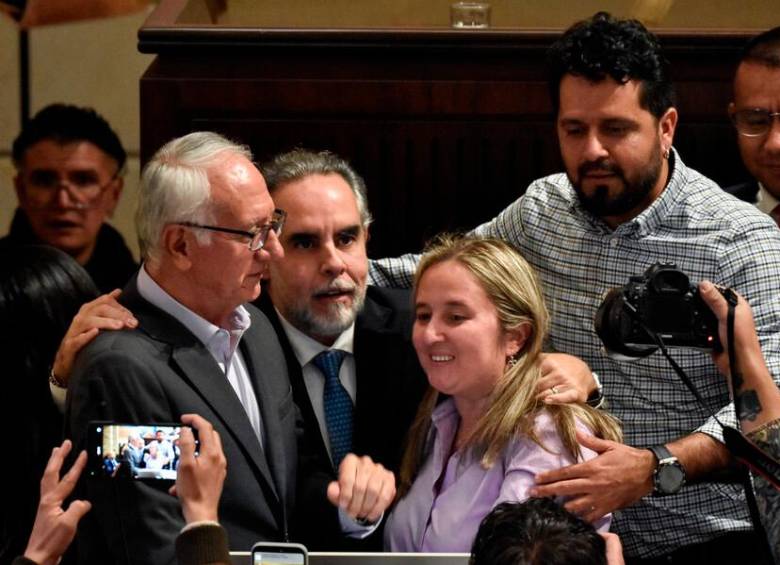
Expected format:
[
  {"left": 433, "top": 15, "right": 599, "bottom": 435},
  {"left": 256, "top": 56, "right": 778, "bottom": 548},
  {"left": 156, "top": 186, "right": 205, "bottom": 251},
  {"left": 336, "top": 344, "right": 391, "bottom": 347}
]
[
  {"left": 89, "top": 423, "right": 194, "bottom": 481},
  {"left": 253, "top": 553, "right": 305, "bottom": 565}
]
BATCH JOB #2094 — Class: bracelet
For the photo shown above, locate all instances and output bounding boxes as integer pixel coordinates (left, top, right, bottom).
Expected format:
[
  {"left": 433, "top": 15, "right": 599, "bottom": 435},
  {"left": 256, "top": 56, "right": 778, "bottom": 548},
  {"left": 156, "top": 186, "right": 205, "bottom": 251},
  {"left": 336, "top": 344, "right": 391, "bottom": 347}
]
[{"left": 49, "top": 366, "right": 66, "bottom": 389}]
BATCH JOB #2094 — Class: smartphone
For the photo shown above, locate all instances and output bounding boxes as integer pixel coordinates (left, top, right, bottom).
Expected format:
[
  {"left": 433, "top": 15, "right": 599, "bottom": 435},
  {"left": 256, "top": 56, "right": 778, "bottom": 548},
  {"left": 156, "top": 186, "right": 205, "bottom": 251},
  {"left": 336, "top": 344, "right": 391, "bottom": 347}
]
[
  {"left": 251, "top": 542, "right": 308, "bottom": 565},
  {"left": 87, "top": 421, "right": 197, "bottom": 482}
]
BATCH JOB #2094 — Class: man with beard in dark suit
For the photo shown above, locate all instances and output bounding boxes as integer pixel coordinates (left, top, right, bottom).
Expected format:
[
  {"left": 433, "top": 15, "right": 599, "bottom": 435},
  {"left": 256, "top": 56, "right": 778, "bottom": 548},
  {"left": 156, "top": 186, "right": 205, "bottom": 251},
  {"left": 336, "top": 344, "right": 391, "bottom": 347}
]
[
  {"left": 65, "top": 133, "right": 395, "bottom": 565},
  {"left": 258, "top": 149, "right": 599, "bottom": 549}
]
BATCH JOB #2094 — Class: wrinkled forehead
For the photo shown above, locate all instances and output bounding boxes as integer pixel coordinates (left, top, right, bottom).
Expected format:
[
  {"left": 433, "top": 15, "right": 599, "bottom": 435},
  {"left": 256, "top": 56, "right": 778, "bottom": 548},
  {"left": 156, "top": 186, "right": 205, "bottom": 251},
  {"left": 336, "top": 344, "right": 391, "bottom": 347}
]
[{"left": 209, "top": 157, "right": 275, "bottom": 226}]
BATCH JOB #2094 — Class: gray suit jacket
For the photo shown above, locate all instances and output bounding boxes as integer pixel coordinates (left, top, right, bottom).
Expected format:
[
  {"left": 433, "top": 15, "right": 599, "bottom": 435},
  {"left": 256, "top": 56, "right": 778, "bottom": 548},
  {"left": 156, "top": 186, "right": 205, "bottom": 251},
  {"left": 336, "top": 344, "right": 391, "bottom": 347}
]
[{"left": 65, "top": 277, "right": 319, "bottom": 564}]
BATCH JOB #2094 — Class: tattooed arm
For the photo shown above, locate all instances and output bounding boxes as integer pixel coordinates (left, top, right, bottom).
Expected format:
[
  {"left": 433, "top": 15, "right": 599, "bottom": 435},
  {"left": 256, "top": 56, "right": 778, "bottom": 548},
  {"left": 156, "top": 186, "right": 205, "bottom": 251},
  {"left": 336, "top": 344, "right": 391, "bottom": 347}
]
[{"left": 699, "top": 281, "right": 780, "bottom": 433}]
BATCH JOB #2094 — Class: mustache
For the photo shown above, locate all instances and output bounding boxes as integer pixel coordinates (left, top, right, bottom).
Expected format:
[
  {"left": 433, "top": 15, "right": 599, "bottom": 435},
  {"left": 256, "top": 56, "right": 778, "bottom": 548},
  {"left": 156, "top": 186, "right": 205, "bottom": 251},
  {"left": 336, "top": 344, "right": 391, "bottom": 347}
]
[
  {"left": 578, "top": 160, "right": 622, "bottom": 177},
  {"left": 312, "top": 279, "right": 356, "bottom": 297}
]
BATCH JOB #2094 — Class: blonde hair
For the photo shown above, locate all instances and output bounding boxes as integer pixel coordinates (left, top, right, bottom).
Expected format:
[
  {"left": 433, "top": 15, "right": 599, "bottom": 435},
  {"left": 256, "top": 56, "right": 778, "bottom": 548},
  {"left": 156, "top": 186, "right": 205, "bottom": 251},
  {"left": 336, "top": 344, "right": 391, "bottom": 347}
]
[{"left": 398, "top": 235, "right": 621, "bottom": 497}]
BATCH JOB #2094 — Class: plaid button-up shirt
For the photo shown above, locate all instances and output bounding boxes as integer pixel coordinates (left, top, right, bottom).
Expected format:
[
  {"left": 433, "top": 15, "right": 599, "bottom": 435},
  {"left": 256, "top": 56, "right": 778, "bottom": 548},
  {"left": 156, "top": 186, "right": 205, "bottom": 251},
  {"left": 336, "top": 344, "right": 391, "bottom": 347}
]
[{"left": 369, "top": 150, "right": 780, "bottom": 558}]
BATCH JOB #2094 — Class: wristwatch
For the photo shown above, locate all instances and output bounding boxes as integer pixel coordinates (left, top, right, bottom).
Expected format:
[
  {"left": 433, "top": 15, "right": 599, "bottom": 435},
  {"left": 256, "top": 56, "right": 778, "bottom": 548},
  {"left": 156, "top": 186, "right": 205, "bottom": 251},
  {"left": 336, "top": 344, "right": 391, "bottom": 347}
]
[
  {"left": 586, "top": 371, "right": 604, "bottom": 408},
  {"left": 648, "top": 444, "right": 686, "bottom": 495}
]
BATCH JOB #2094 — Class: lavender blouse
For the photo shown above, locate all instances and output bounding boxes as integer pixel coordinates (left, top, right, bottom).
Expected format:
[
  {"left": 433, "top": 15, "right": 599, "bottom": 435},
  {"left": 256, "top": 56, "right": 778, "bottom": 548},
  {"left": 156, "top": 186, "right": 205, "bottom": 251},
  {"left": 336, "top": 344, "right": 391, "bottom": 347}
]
[{"left": 384, "top": 398, "right": 609, "bottom": 552}]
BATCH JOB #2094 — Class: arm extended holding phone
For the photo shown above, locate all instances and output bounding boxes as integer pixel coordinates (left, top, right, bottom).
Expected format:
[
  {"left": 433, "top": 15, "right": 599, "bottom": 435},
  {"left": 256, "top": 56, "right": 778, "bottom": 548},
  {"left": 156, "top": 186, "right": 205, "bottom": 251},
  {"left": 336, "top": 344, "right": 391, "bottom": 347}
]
[{"left": 17, "top": 414, "right": 231, "bottom": 565}]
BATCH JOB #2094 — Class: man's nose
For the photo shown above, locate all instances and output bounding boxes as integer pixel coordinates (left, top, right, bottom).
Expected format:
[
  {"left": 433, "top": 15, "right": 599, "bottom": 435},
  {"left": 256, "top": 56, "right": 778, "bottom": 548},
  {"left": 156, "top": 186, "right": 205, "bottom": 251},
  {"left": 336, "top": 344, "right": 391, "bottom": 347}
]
[
  {"left": 320, "top": 243, "right": 346, "bottom": 276},
  {"left": 582, "top": 133, "right": 609, "bottom": 162},
  {"left": 53, "top": 183, "right": 87, "bottom": 210}
]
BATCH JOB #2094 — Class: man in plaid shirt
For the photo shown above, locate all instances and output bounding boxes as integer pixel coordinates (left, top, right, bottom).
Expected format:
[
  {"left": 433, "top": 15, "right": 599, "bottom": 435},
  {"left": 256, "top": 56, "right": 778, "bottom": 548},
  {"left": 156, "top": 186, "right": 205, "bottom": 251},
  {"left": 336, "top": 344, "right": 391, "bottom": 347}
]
[{"left": 370, "top": 12, "right": 780, "bottom": 564}]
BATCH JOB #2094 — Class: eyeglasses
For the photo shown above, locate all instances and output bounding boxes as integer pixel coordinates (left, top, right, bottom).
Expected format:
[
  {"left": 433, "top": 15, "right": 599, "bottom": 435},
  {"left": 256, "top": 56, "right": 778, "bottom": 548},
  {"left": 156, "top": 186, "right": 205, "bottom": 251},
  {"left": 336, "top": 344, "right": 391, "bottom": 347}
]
[
  {"left": 177, "top": 208, "right": 286, "bottom": 251},
  {"left": 731, "top": 108, "right": 780, "bottom": 138},
  {"left": 24, "top": 169, "right": 119, "bottom": 210}
]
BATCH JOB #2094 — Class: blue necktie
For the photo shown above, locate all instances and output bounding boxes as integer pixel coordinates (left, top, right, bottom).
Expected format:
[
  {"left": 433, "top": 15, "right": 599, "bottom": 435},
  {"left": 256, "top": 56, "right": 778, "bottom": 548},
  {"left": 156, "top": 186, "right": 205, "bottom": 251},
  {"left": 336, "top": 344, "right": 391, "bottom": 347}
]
[{"left": 313, "top": 350, "right": 353, "bottom": 467}]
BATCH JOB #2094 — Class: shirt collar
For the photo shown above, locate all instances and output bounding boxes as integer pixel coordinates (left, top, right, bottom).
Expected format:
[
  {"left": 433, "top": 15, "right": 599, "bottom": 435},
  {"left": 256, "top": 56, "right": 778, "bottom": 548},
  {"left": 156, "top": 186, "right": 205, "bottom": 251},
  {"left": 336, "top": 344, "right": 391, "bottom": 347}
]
[
  {"left": 275, "top": 308, "right": 355, "bottom": 367},
  {"left": 756, "top": 182, "right": 780, "bottom": 215},
  {"left": 137, "top": 265, "right": 251, "bottom": 351},
  {"left": 431, "top": 396, "right": 458, "bottom": 423}
]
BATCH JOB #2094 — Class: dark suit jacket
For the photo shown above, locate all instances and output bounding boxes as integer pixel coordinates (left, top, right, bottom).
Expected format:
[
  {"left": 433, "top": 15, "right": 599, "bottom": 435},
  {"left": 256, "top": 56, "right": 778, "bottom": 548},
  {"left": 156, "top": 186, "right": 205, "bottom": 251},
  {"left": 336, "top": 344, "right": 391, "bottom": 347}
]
[
  {"left": 724, "top": 179, "right": 759, "bottom": 204},
  {"left": 258, "top": 285, "right": 428, "bottom": 549},
  {"left": 65, "top": 277, "right": 329, "bottom": 564}
]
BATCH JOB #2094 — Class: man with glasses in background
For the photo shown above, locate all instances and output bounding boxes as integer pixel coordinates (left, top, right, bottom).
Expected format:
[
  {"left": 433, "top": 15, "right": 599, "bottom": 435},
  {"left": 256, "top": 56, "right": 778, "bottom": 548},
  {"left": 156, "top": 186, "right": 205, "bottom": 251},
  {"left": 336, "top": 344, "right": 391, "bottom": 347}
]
[
  {"left": 1, "top": 104, "right": 137, "bottom": 293},
  {"left": 726, "top": 27, "right": 780, "bottom": 224},
  {"left": 66, "top": 131, "right": 395, "bottom": 565}
]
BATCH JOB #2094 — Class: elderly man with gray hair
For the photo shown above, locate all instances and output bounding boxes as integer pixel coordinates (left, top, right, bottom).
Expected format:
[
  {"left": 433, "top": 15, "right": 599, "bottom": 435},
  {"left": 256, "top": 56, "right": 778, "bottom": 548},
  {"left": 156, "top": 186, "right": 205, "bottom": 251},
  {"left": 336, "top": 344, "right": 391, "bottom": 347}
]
[{"left": 65, "top": 132, "right": 396, "bottom": 565}]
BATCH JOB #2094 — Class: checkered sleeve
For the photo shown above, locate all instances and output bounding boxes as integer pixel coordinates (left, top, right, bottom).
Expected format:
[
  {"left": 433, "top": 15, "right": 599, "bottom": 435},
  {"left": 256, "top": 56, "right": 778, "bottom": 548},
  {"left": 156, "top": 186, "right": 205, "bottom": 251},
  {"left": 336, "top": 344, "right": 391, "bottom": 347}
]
[
  {"left": 368, "top": 193, "right": 530, "bottom": 288},
  {"left": 697, "top": 216, "right": 780, "bottom": 440},
  {"left": 470, "top": 193, "right": 528, "bottom": 244},
  {"left": 368, "top": 253, "right": 420, "bottom": 288}
]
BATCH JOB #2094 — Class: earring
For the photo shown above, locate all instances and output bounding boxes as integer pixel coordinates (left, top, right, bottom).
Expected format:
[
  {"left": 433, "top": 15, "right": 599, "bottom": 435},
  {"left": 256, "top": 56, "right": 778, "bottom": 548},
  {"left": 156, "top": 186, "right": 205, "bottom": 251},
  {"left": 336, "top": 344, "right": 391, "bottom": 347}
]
[
  {"left": 506, "top": 356, "right": 518, "bottom": 369},
  {"left": 662, "top": 148, "right": 670, "bottom": 160}
]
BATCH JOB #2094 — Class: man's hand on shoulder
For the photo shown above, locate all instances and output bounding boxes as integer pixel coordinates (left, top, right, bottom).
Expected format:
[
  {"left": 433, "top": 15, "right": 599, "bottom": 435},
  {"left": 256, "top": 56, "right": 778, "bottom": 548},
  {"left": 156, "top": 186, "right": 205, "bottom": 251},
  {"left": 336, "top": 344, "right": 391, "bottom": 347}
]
[
  {"left": 326, "top": 454, "right": 395, "bottom": 524},
  {"left": 530, "top": 431, "right": 655, "bottom": 523}
]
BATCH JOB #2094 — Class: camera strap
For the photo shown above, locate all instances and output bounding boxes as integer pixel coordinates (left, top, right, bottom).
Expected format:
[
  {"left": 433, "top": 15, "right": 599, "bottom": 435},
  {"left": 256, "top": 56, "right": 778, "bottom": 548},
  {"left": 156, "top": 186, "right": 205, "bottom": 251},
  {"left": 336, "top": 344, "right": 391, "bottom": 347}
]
[{"left": 629, "top": 290, "right": 779, "bottom": 549}]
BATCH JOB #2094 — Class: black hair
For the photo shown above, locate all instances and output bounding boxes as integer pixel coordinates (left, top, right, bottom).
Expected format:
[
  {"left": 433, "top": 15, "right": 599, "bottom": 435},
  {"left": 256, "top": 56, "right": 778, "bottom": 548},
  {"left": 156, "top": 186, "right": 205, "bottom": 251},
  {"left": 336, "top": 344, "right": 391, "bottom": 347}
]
[
  {"left": 547, "top": 11, "right": 675, "bottom": 119},
  {"left": 0, "top": 245, "right": 99, "bottom": 374},
  {"left": 12, "top": 103, "right": 127, "bottom": 171},
  {"left": 740, "top": 26, "right": 780, "bottom": 68},
  {"left": 0, "top": 245, "right": 99, "bottom": 560},
  {"left": 470, "top": 499, "right": 607, "bottom": 565}
]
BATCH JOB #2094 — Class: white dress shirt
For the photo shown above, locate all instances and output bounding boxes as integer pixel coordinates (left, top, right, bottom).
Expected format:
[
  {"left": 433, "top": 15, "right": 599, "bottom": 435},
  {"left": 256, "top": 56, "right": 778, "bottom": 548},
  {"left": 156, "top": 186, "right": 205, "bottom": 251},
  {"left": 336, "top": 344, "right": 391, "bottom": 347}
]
[
  {"left": 275, "top": 311, "right": 356, "bottom": 460},
  {"left": 756, "top": 182, "right": 780, "bottom": 216},
  {"left": 274, "top": 311, "right": 380, "bottom": 536}
]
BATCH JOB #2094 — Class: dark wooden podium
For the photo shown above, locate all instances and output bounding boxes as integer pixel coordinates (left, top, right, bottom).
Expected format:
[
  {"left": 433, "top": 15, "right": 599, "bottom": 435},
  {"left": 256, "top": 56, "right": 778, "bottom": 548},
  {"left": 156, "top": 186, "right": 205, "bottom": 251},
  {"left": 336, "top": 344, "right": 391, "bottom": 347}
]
[{"left": 139, "top": 0, "right": 780, "bottom": 257}]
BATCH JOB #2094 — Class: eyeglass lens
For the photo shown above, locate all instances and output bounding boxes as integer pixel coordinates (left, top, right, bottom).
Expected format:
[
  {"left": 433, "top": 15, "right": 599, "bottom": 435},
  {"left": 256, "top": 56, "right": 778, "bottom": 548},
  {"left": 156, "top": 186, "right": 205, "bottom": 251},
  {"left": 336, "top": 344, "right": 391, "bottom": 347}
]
[
  {"left": 734, "top": 109, "right": 780, "bottom": 136},
  {"left": 249, "top": 210, "right": 286, "bottom": 251},
  {"left": 26, "top": 170, "right": 113, "bottom": 208}
]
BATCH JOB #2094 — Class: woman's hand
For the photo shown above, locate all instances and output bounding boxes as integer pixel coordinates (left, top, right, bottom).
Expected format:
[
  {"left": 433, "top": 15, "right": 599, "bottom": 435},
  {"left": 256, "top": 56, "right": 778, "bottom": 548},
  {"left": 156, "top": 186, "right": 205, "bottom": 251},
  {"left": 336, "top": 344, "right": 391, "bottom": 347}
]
[
  {"left": 52, "top": 289, "right": 137, "bottom": 387},
  {"left": 537, "top": 353, "right": 596, "bottom": 404}
]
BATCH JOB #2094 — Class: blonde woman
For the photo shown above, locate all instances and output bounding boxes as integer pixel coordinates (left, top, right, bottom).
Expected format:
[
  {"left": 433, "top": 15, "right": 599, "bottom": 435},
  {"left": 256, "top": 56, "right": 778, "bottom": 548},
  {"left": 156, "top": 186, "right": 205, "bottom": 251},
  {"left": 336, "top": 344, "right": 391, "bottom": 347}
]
[{"left": 384, "top": 236, "right": 621, "bottom": 552}]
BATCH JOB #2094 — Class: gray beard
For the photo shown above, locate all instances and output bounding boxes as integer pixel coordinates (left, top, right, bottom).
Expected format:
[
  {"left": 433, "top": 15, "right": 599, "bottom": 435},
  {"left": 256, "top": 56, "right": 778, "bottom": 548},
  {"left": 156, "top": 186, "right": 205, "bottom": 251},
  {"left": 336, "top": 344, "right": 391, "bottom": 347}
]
[{"left": 286, "top": 286, "right": 367, "bottom": 340}]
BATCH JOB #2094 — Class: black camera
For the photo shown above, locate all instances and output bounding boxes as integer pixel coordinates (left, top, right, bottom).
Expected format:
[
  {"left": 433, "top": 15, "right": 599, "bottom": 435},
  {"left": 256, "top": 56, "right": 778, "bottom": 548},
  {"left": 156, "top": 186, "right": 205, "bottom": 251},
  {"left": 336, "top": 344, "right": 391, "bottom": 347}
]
[{"left": 594, "top": 262, "right": 721, "bottom": 360}]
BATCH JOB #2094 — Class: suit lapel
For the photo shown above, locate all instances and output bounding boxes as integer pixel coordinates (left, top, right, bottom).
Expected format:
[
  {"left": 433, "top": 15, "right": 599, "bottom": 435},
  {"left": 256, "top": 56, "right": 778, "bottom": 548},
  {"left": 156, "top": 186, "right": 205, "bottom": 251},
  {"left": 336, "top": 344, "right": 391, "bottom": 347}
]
[
  {"left": 353, "top": 293, "right": 393, "bottom": 441},
  {"left": 240, "top": 319, "right": 291, "bottom": 507},
  {"left": 257, "top": 293, "right": 334, "bottom": 471},
  {"left": 172, "top": 344, "right": 279, "bottom": 503},
  {"left": 122, "top": 279, "right": 280, "bottom": 506}
]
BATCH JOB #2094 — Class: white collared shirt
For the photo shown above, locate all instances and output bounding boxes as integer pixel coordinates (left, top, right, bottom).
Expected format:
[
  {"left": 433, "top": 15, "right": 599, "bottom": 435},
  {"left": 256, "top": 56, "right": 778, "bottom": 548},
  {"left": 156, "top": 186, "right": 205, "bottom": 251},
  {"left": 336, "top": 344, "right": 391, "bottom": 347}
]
[
  {"left": 137, "top": 266, "right": 265, "bottom": 448},
  {"left": 756, "top": 182, "right": 780, "bottom": 216},
  {"left": 274, "top": 311, "right": 379, "bottom": 537},
  {"left": 276, "top": 311, "right": 356, "bottom": 459}
]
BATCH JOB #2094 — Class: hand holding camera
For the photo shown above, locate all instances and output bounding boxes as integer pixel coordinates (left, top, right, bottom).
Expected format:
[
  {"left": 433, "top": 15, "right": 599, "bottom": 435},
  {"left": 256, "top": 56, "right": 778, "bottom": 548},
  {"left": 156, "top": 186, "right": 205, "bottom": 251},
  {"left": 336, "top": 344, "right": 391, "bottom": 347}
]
[{"left": 595, "top": 262, "right": 723, "bottom": 360}]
